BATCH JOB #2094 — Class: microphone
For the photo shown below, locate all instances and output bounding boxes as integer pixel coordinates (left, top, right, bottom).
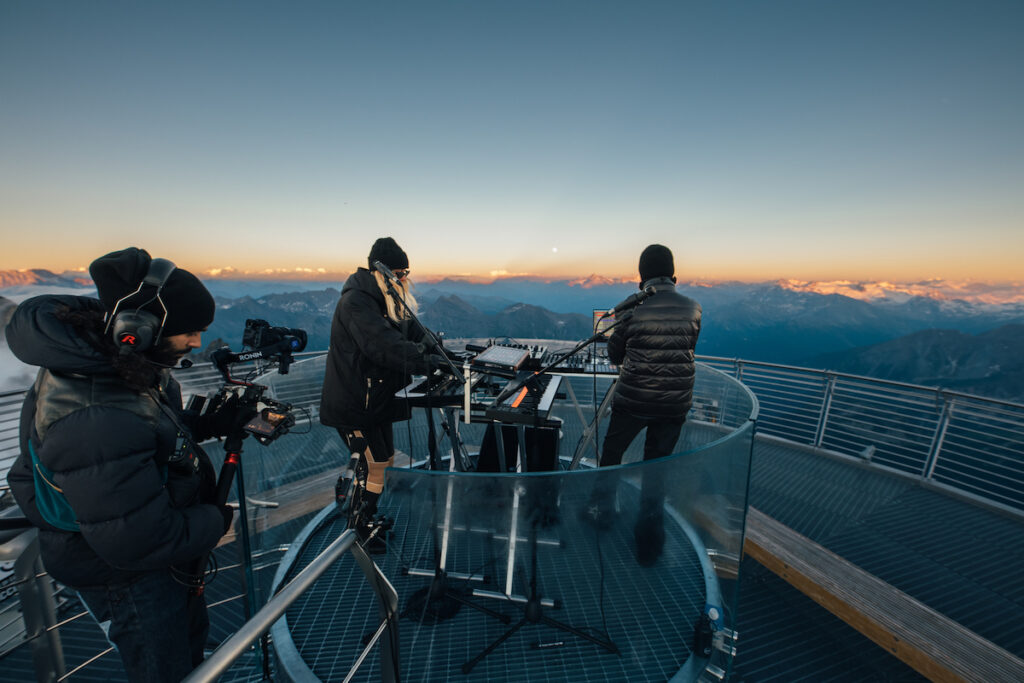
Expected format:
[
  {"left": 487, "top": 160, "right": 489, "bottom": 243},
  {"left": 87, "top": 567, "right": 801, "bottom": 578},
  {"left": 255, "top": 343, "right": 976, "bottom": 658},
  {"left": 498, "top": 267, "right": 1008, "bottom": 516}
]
[
  {"left": 372, "top": 260, "right": 399, "bottom": 282},
  {"left": 146, "top": 355, "right": 194, "bottom": 370},
  {"left": 600, "top": 286, "right": 656, "bottom": 319}
]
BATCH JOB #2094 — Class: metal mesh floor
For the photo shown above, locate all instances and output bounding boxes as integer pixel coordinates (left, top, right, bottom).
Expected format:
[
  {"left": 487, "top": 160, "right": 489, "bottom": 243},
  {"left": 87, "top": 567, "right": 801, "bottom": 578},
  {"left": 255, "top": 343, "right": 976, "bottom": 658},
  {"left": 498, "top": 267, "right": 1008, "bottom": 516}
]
[
  {"left": 744, "top": 438, "right": 1024, "bottom": 661},
  {"left": 5, "top": 436, "right": 1021, "bottom": 680},
  {"left": 277, "top": 486, "right": 708, "bottom": 683}
]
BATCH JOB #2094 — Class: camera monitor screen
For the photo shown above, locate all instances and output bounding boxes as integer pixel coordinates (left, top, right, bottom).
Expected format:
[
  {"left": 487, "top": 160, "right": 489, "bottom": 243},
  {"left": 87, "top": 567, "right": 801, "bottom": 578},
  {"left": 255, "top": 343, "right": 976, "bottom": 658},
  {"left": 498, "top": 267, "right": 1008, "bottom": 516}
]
[{"left": 593, "top": 309, "right": 616, "bottom": 335}]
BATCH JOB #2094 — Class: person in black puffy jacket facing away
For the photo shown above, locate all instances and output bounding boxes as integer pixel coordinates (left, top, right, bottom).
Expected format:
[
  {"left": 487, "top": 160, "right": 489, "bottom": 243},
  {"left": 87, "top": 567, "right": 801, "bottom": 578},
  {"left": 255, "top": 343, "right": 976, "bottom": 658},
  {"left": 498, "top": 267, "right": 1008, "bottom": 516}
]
[
  {"left": 590, "top": 244, "right": 701, "bottom": 566},
  {"left": 5, "top": 247, "right": 233, "bottom": 682},
  {"left": 320, "top": 237, "right": 440, "bottom": 552}
]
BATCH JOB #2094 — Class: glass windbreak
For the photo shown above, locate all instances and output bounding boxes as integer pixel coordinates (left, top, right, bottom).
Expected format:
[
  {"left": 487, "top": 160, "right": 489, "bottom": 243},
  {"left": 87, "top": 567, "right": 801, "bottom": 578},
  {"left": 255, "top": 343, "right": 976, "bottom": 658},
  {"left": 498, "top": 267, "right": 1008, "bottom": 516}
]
[
  {"left": 240, "top": 358, "right": 756, "bottom": 681},
  {"left": 374, "top": 447, "right": 744, "bottom": 682}
]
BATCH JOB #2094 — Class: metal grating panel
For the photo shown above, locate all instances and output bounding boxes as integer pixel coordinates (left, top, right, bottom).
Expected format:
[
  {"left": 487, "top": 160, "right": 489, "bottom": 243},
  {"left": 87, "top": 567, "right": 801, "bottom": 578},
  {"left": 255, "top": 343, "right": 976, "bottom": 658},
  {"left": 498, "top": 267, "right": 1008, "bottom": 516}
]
[
  {"left": 747, "top": 438, "right": 1024, "bottom": 660},
  {"left": 279, "top": 489, "right": 708, "bottom": 683},
  {"left": 731, "top": 559, "right": 927, "bottom": 682}
]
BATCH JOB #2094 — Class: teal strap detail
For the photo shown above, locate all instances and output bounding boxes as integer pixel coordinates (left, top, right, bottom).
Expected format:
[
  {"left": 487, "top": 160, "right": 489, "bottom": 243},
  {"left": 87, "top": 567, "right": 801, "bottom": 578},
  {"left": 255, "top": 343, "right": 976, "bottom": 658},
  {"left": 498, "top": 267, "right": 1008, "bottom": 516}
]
[{"left": 27, "top": 440, "right": 81, "bottom": 532}]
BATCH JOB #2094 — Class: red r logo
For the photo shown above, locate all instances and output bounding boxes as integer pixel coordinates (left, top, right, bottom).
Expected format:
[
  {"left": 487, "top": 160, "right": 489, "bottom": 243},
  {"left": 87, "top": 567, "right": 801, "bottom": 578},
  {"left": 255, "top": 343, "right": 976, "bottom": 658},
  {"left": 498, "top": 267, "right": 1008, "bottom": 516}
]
[{"left": 120, "top": 334, "right": 137, "bottom": 346}]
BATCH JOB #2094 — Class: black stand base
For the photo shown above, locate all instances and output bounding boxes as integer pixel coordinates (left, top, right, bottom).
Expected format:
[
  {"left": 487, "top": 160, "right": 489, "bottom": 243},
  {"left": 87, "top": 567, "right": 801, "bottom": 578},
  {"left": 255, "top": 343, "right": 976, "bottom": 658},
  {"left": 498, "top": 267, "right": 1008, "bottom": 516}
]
[
  {"left": 462, "top": 592, "right": 619, "bottom": 674},
  {"left": 402, "top": 570, "right": 511, "bottom": 626}
]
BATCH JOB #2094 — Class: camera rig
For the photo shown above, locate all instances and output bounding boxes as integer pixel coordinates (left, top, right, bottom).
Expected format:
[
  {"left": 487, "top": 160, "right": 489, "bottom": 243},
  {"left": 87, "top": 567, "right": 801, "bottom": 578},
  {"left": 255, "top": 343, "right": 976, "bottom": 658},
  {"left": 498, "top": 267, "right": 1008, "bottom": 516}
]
[
  {"left": 186, "top": 319, "right": 308, "bottom": 600},
  {"left": 200, "top": 319, "right": 309, "bottom": 446}
]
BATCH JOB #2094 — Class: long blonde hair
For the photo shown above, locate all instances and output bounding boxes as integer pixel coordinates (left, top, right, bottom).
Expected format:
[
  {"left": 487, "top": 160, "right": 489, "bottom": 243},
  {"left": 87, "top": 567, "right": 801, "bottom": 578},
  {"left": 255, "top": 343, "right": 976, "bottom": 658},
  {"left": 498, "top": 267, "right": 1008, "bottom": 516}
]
[{"left": 373, "top": 270, "right": 418, "bottom": 322}]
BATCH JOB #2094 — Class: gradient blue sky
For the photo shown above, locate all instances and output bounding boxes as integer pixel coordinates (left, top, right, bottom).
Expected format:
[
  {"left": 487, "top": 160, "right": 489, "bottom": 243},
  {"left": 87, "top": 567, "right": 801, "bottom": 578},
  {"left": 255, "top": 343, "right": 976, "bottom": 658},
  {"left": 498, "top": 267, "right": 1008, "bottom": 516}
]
[{"left": 2, "top": 1, "right": 1022, "bottom": 282}]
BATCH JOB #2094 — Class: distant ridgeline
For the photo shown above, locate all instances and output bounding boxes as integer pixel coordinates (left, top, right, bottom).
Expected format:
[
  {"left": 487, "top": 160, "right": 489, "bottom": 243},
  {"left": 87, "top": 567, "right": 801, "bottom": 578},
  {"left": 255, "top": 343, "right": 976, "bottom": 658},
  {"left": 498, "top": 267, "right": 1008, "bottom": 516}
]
[{"left": 2, "top": 274, "right": 1023, "bottom": 402}]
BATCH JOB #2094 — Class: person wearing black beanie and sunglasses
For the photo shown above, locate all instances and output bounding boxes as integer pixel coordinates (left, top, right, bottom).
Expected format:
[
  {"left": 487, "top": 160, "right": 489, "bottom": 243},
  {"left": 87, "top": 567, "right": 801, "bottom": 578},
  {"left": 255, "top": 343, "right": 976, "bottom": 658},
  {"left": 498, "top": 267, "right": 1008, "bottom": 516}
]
[
  {"left": 320, "top": 237, "right": 443, "bottom": 553},
  {"left": 5, "top": 247, "right": 233, "bottom": 681}
]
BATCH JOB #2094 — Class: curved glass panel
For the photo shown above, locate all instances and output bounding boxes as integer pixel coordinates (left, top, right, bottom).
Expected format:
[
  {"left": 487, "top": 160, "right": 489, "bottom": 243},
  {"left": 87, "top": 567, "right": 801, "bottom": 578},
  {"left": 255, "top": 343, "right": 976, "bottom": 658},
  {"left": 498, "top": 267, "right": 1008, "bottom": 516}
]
[{"left": 212, "top": 355, "right": 755, "bottom": 680}]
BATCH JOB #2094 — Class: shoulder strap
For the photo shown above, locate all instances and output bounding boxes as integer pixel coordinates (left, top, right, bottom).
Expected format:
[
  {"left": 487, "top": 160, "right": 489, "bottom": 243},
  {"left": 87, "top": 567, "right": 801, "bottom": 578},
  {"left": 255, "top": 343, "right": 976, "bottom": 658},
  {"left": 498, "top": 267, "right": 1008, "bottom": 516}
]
[{"left": 147, "top": 387, "right": 212, "bottom": 463}]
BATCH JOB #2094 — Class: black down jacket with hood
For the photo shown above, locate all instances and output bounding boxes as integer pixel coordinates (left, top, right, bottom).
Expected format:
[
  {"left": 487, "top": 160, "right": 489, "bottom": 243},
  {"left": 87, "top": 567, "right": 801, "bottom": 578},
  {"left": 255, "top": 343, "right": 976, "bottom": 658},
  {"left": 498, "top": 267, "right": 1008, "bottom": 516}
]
[
  {"left": 606, "top": 276, "right": 702, "bottom": 420},
  {"left": 320, "top": 268, "right": 431, "bottom": 427},
  {"left": 5, "top": 295, "right": 224, "bottom": 587}
]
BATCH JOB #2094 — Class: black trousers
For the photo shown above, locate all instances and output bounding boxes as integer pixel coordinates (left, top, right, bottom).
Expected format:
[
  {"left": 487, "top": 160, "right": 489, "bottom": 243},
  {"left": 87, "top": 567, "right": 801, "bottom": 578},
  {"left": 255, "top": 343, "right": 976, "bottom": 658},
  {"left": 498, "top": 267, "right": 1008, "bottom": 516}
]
[{"left": 598, "top": 410, "right": 684, "bottom": 519}]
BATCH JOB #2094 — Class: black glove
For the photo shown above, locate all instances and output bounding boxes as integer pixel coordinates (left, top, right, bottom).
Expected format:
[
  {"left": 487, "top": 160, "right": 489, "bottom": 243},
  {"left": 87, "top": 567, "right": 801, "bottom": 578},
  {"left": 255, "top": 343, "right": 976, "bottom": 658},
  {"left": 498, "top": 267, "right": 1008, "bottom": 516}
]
[
  {"left": 414, "top": 353, "right": 447, "bottom": 374},
  {"left": 219, "top": 505, "right": 234, "bottom": 534},
  {"left": 196, "top": 392, "right": 257, "bottom": 441}
]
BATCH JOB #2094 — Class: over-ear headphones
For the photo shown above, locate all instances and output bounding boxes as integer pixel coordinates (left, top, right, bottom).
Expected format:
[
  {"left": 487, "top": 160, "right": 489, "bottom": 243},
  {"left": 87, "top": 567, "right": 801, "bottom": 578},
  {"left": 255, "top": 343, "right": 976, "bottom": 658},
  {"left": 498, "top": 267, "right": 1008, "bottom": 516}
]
[{"left": 104, "top": 258, "right": 177, "bottom": 354}]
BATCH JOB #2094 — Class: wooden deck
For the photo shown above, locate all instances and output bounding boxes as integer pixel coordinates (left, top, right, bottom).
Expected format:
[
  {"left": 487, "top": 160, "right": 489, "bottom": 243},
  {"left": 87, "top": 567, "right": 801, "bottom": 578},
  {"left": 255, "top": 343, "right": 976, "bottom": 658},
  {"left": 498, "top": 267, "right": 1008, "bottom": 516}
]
[{"left": 743, "top": 506, "right": 1024, "bottom": 683}]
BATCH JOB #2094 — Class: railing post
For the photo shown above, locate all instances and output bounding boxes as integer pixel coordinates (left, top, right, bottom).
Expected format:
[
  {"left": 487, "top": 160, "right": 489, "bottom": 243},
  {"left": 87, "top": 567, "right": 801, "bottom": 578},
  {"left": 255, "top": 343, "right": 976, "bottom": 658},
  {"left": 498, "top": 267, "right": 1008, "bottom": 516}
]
[
  {"left": 734, "top": 361, "right": 744, "bottom": 382},
  {"left": 0, "top": 530, "right": 64, "bottom": 683},
  {"left": 813, "top": 373, "right": 837, "bottom": 448},
  {"left": 923, "top": 393, "right": 955, "bottom": 481}
]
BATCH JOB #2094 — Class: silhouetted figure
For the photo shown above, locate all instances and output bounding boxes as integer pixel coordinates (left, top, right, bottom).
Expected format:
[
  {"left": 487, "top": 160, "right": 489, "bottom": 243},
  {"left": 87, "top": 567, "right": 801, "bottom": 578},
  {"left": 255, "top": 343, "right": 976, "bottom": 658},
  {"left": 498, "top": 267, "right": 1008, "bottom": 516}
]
[{"left": 587, "top": 244, "right": 702, "bottom": 566}]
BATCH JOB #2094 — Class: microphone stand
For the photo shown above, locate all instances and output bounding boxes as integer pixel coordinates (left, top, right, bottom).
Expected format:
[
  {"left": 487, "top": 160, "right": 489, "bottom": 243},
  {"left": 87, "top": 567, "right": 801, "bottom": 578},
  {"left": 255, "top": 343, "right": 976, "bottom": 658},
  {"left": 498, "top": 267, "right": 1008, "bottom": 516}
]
[
  {"left": 461, "top": 312, "right": 635, "bottom": 673},
  {"left": 379, "top": 273, "right": 466, "bottom": 384},
  {"left": 492, "top": 309, "right": 635, "bottom": 406}
]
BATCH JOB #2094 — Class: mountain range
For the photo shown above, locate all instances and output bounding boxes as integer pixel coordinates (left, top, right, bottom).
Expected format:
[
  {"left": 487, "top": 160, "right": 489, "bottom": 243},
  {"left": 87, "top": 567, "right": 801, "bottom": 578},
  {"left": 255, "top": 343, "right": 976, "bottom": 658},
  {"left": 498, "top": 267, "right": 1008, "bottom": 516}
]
[
  {"left": 812, "top": 324, "right": 1024, "bottom": 402},
  {"left": 1, "top": 271, "right": 1022, "bottom": 401},
  {"left": 0, "top": 269, "right": 91, "bottom": 289}
]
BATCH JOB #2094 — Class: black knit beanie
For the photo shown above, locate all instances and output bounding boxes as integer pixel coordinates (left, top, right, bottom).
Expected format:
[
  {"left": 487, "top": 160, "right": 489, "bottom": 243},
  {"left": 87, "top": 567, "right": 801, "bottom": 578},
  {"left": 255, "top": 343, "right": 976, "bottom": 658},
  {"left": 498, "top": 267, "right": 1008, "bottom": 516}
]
[
  {"left": 638, "top": 244, "right": 674, "bottom": 283},
  {"left": 367, "top": 237, "right": 409, "bottom": 271},
  {"left": 89, "top": 247, "right": 216, "bottom": 337}
]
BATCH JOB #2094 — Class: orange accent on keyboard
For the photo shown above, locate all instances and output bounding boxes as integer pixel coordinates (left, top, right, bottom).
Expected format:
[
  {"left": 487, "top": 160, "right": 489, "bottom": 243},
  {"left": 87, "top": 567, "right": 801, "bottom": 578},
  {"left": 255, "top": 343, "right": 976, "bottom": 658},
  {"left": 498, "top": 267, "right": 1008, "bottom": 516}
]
[{"left": 511, "top": 387, "right": 529, "bottom": 408}]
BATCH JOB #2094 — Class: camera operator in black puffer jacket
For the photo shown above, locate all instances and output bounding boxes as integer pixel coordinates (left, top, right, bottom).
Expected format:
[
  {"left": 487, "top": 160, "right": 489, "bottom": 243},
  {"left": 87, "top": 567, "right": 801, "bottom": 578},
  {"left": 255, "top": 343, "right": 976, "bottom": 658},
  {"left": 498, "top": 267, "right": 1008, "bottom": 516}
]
[
  {"left": 586, "top": 244, "right": 702, "bottom": 567},
  {"left": 5, "top": 247, "right": 233, "bottom": 682}
]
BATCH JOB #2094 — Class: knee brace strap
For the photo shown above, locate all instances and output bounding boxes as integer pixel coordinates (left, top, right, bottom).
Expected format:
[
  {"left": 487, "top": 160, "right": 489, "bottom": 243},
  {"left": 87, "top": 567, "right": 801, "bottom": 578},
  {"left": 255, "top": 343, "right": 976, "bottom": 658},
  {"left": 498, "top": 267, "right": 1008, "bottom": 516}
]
[{"left": 365, "top": 456, "right": 393, "bottom": 495}]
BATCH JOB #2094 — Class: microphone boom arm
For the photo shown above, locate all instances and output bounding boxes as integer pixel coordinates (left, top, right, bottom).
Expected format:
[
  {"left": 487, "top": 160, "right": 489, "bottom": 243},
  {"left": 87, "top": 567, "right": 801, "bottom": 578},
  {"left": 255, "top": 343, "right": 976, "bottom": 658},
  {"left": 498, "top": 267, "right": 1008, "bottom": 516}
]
[{"left": 373, "top": 261, "right": 467, "bottom": 384}]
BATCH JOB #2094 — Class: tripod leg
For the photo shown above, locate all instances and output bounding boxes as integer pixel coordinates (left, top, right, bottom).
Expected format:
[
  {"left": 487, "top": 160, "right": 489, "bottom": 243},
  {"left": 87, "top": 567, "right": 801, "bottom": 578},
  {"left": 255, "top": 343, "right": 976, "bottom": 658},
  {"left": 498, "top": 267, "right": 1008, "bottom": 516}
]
[{"left": 462, "top": 618, "right": 527, "bottom": 675}]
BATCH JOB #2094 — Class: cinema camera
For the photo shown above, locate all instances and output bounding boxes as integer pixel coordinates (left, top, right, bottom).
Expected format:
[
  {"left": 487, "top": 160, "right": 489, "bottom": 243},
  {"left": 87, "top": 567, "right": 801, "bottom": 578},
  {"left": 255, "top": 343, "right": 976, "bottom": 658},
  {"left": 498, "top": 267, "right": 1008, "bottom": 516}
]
[{"left": 191, "top": 319, "right": 308, "bottom": 446}]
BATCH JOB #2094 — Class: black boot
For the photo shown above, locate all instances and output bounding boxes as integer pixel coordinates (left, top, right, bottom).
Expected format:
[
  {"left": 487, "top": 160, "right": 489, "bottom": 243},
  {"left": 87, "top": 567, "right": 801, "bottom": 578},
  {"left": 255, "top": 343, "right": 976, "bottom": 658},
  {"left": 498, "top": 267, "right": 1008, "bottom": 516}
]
[
  {"left": 353, "top": 490, "right": 389, "bottom": 555},
  {"left": 355, "top": 515, "right": 390, "bottom": 555},
  {"left": 634, "top": 511, "right": 664, "bottom": 567}
]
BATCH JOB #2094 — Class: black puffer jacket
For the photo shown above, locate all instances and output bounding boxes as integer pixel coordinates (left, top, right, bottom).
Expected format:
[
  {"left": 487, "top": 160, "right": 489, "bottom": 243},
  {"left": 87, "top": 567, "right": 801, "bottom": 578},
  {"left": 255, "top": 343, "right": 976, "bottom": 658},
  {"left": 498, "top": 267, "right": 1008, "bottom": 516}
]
[
  {"left": 320, "top": 268, "right": 429, "bottom": 427},
  {"left": 5, "top": 295, "right": 224, "bottom": 587},
  {"left": 607, "top": 277, "right": 702, "bottom": 419}
]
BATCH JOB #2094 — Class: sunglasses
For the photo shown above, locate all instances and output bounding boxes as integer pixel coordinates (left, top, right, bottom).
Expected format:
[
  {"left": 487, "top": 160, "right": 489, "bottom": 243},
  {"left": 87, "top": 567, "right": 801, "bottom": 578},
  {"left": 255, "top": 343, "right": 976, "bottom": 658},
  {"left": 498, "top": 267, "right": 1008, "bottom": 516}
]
[{"left": 393, "top": 269, "right": 410, "bottom": 279}]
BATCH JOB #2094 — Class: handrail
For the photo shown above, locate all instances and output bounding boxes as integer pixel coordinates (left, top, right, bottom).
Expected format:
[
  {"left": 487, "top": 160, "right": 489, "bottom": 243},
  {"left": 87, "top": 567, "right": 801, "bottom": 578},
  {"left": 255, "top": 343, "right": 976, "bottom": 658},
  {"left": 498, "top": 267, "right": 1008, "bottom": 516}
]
[
  {"left": 184, "top": 529, "right": 399, "bottom": 682},
  {"left": 5, "top": 351, "right": 1022, "bottom": 514},
  {"left": 700, "top": 356, "right": 1024, "bottom": 513},
  {"left": 698, "top": 355, "right": 1024, "bottom": 410}
]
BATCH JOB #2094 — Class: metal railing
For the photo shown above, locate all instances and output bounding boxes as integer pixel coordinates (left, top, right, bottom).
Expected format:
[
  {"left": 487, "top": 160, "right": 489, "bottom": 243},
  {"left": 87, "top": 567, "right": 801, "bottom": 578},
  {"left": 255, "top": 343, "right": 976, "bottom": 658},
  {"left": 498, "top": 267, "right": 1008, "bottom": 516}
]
[
  {"left": 184, "top": 529, "right": 399, "bottom": 683},
  {"left": 4, "top": 351, "right": 1021, "bottom": 514},
  {"left": 0, "top": 352, "right": 328, "bottom": 488},
  {"left": 0, "top": 389, "right": 28, "bottom": 488},
  {"left": 700, "top": 357, "right": 1024, "bottom": 513}
]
